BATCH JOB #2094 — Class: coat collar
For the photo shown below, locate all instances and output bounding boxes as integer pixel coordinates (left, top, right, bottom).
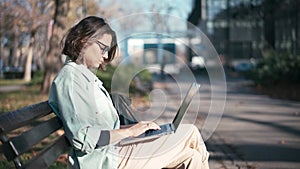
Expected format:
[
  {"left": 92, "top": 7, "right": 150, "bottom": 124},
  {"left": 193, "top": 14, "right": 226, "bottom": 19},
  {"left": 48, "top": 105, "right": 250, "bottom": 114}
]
[{"left": 65, "top": 61, "right": 97, "bottom": 83}]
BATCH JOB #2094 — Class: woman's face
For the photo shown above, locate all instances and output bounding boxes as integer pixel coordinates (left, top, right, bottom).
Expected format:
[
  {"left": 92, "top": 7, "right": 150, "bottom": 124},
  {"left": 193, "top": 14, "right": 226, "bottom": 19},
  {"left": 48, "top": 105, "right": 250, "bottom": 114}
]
[{"left": 82, "top": 33, "right": 112, "bottom": 69}]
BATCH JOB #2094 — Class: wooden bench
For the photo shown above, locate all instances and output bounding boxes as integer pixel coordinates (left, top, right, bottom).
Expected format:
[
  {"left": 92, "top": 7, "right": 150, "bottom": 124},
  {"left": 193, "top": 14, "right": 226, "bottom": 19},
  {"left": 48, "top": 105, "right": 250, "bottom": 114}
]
[
  {"left": 0, "top": 94, "right": 137, "bottom": 169},
  {"left": 0, "top": 101, "right": 70, "bottom": 169}
]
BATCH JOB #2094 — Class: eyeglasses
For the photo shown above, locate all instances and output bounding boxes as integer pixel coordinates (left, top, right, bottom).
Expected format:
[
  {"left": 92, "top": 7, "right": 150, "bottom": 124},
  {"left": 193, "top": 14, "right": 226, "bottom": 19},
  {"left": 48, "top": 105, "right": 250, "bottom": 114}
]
[{"left": 95, "top": 40, "right": 110, "bottom": 54}]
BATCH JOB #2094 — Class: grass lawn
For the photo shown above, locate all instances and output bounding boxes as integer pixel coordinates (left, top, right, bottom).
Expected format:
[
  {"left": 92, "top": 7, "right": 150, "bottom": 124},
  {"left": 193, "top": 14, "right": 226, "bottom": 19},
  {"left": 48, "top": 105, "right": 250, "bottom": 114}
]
[
  {"left": 0, "top": 84, "right": 48, "bottom": 113},
  {"left": 0, "top": 79, "right": 29, "bottom": 86}
]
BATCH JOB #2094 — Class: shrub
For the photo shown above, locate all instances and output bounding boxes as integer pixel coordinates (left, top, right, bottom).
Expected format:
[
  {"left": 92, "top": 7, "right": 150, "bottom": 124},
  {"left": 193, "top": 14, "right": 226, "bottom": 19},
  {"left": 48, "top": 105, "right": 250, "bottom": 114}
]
[
  {"left": 96, "top": 64, "right": 153, "bottom": 95},
  {"left": 252, "top": 52, "right": 300, "bottom": 85}
]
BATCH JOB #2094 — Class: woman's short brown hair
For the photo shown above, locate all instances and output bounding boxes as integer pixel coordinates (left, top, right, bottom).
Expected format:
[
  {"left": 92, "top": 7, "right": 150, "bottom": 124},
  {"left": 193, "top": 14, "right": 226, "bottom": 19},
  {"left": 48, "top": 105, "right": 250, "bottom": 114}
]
[{"left": 61, "top": 16, "right": 118, "bottom": 69}]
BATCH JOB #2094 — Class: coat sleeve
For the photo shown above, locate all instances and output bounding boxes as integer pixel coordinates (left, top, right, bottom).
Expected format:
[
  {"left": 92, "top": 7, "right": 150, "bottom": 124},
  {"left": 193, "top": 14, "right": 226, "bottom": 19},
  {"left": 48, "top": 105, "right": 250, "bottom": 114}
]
[{"left": 48, "top": 67, "right": 103, "bottom": 154}]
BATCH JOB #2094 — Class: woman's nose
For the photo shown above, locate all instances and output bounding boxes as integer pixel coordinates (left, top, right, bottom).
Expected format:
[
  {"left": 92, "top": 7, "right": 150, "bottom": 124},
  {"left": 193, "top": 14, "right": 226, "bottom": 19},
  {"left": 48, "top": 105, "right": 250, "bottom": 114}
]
[{"left": 103, "top": 52, "right": 109, "bottom": 59}]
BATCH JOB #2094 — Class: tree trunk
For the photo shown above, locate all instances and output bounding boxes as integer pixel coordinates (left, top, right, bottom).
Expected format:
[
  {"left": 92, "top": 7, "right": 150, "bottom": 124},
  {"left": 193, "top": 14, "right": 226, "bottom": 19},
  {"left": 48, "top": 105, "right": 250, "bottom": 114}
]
[
  {"left": 187, "top": 0, "right": 202, "bottom": 62},
  {"left": 41, "top": 0, "right": 69, "bottom": 94},
  {"left": 187, "top": 0, "right": 202, "bottom": 28},
  {"left": 0, "top": 40, "right": 3, "bottom": 78},
  {"left": 291, "top": 1, "right": 299, "bottom": 55},
  {"left": 262, "top": 0, "right": 279, "bottom": 49},
  {"left": 9, "top": 32, "right": 19, "bottom": 67},
  {"left": 24, "top": 34, "right": 34, "bottom": 82}
]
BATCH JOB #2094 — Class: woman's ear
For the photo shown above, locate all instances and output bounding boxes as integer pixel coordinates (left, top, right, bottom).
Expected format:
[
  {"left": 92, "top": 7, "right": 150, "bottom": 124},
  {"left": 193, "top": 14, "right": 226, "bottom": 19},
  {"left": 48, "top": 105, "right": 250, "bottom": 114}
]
[{"left": 81, "top": 38, "right": 88, "bottom": 44}]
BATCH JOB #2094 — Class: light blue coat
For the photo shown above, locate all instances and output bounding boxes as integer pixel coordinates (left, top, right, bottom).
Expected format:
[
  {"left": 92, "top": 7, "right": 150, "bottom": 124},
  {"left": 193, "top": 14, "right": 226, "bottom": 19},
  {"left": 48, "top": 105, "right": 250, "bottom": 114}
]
[{"left": 48, "top": 62, "right": 120, "bottom": 169}]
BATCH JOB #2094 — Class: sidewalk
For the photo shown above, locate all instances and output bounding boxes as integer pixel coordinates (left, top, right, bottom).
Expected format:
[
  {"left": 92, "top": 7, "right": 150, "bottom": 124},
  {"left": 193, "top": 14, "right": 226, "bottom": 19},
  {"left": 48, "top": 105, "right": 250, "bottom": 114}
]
[
  {"left": 147, "top": 74, "right": 300, "bottom": 169},
  {"left": 211, "top": 77, "right": 300, "bottom": 169},
  {"left": 0, "top": 85, "right": 25, "bottom": 93}
]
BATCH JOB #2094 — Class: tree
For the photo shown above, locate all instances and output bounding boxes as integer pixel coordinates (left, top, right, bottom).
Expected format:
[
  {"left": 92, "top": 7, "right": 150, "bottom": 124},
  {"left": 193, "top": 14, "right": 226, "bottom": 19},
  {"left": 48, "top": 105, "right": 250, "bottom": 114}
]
[
  {"left": 257, "top": 0, "right": 298, "bottom": 54},
  {"left": 261, "top": 0, "right": 281, "bottom": 49},
  {"left": 41, "top": 0, "right": 70, "bottom": 94},
  {"left": 187, "top": 0, "right": 202, "bottom": 29},
  {"left": 0, "top": 1, "right": 12, "bottom": 75},
  {"left": 23, "top": 0, "right": 53, "bottom": 82},
  {"left": 41, "top": 0, "right": 103, "bottom": 93},
  {"left": 0, "top": 1, "right": 27, "bottom": 68},
  {"left": 187, "top": 0, "right": 202, "bottom": 62}
]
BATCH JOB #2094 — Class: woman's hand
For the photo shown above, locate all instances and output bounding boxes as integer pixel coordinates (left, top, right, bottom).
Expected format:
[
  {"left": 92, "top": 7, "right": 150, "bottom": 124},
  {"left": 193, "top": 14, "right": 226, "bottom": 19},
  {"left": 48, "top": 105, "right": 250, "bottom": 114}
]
[
  {"left": 110, "top": 121, "right": 160, "bottom": 144},
  {"left": 127, "top": 121, "right": 161, "bottom": 137}
]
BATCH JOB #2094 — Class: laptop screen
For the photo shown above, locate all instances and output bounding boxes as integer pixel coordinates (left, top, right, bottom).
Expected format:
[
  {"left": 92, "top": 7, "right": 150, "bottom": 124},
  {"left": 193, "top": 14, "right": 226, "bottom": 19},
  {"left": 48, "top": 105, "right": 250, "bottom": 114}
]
[{"left": 172, "top": 83, "right": 200, "bottom": 131}]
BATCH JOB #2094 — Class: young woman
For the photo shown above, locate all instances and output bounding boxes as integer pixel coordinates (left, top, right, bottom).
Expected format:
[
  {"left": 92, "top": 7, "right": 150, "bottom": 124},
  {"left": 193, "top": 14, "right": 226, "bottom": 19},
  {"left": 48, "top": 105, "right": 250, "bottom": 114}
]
[{"left": 48, "top": 16, "right": 209, "bottom": 169}]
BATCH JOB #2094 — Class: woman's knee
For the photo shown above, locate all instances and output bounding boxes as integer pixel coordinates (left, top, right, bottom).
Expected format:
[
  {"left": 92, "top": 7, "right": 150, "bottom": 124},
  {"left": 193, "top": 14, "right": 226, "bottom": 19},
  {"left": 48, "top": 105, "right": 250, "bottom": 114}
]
[
  {"left": 184, "top": 124, "right": 203, "bottom": 142},
  {"left": 178, "top": 124, "right": 199, "bottom": 134}
]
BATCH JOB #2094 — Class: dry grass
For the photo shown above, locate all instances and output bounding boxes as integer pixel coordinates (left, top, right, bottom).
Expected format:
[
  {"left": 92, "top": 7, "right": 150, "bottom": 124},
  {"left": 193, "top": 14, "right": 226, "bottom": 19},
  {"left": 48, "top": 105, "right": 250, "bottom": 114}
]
[{"left": 0, "top": 84, "right": 48, "bottom": 113}]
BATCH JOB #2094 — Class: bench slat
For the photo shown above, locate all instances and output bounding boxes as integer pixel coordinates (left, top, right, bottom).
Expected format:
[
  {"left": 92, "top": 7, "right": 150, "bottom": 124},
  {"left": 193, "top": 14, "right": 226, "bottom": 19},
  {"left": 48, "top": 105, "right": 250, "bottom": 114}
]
[
  {"left": 24, "top": 135, "right": 70, "bottom": 169},
  {"left": 2, "top": 117, "right": 63, "bottom": 161},
  {"left": 0, "top": 101, "right": 52, "bottom": 133}
]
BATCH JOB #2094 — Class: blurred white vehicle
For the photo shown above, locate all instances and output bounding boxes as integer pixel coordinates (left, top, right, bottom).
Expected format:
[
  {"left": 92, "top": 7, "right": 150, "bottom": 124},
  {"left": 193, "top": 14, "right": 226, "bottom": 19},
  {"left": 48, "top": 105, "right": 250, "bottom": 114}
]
[{"left": 190, "top": 56, "right": 205, "bottom": 69}]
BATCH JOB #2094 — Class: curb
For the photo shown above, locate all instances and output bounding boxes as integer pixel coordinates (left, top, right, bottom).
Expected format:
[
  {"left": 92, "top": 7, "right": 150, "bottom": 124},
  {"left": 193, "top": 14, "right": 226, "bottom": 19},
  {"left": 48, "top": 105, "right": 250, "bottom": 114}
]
[{"left": 207, "top": 132, "right": 251, "bottom": 169}]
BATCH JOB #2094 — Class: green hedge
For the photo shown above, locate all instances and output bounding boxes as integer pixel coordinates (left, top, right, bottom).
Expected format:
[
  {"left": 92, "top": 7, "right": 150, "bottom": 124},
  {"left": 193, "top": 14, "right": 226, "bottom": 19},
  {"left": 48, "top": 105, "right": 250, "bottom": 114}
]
[
  {"left": 252, "top": 53, "right": 300, "bottom": 85},
  {"left": 96, "top": 64, "right": 153, "bottom": 95}
]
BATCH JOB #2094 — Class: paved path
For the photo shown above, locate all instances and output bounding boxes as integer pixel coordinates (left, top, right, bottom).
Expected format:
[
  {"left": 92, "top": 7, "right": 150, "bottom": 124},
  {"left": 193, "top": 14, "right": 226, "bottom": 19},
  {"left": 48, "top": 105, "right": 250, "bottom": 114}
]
[
  {"left": 0, "top": 85, "right": 24, "bottom": 93},
  {"left": 208, "top": 77, "right": 300, "bottom": 169},
  {"left": 141, "top": 74, "right": 300, "bottom": 169}
]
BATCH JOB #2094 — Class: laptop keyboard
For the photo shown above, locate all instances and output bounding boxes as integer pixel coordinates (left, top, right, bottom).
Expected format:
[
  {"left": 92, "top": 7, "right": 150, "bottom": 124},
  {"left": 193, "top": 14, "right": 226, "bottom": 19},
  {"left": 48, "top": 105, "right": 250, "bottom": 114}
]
[{"left": 144, "top": 124, "right": 172, "bottom": 136}]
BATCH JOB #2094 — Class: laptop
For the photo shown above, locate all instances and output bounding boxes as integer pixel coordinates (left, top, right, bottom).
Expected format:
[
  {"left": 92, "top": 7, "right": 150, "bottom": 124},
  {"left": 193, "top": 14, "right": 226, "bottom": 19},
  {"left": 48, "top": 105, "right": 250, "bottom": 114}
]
[{"left": 118, "top": 82, "right": 200, "bottom": 145}]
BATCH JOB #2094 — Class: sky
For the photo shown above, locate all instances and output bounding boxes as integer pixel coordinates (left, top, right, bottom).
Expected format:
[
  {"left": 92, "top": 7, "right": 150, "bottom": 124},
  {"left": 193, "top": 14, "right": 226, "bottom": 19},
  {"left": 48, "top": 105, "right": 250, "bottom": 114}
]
[
  {"left": 100, "top": 0, "right": 194, "bottom": 32},
  {"left": 131, "top": 0, "right": 193, "bottom": 19},
  {"left": 100, "top": 0, "right": 193, "bottom": 18}
]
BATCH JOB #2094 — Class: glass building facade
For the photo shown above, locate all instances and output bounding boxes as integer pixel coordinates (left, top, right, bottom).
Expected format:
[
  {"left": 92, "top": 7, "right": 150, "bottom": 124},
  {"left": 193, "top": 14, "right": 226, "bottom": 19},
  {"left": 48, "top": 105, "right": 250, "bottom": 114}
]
[{"left": 200, "top": 0, "right": 300, "bottom": 63}]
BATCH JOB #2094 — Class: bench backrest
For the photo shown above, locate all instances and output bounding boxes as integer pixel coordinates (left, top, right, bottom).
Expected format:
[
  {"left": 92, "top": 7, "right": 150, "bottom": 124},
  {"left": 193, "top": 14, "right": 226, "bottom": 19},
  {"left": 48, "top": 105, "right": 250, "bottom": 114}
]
[
  {"left": 0, "top": 94, "right": 137, "bottom": 169},
  {"left": 0, "top": 101, "right": 70, "bottom": 169}
]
